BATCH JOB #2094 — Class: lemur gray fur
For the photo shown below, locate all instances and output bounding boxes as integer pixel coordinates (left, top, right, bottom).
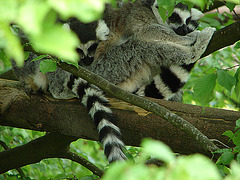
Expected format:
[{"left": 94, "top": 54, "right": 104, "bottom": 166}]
[
  {"left": 12, "top": 0, "right": 215, "bottom": 162},
  {"left": 73, "top": 3, "right": 203, "bottom": 102},
  {"left": 135, "top": 2, "right": 204, "bottom": 101}
]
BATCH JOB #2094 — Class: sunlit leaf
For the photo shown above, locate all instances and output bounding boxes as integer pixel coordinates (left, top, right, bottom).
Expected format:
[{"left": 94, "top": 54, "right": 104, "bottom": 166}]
[
  {"left": 0, "top": 22, "right": 24, "bottom": 66},
  {"left": 225, "top": 0, "right": 240, "bottom": 5},
  {"left": 39, "top": 59, "right": 57, "bottom": 74},
  {"left": 31, "top": 23, "right": 79, "bottom": 63},
  {"left": 18, "top": 0, "right": 50, "bottom": 34},
  {"left": 0, "top": 0, "right": 17, "bottom": 23},
  {"left": 141, "top": 139, "right": 175, "bottom": 163},
  {"left": 32, "top": 55, "right": 48, "bottom": 62},
  {"left": 168, "top": 154, "right": 221, "bottom": 180},
  {"left": 48, "top": 0, "right": 105, "bottom": 23},
  {"left": 225, "top": 162, "right": 240, "bottom": 180}
]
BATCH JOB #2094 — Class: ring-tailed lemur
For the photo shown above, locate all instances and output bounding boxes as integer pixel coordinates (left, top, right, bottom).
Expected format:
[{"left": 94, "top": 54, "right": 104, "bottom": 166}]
[
  {"left": 73, "top": 3, "right": 203, "bottom": 102},
  {"left": 135, "top": 3, "right": 204, "bottom": 102},
  {"left": 12, "top": 0, "right": 214, "bottom": 163}
]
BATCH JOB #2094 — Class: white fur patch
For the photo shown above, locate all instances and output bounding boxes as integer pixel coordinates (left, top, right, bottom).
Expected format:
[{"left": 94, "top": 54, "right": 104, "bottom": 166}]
[
  {"left": 174, "top": 8, "right": 191, "bottom": 24},
  {"left": 118, "top": 64, "right": 152, "bottom": 92},
  {"left": 97, "top": 119, "right": 120, "bottom": 133},
  {"left": 89, "top": 101, "right": 112, "bottom": 119},
  {"left": 96, "top": 20, "right": 110, "bottom": 40},
  {"left": 102, "top": 134, "right": 124, "bottom": 148},
  {"left": 191, "top": 8, "right": 203, "bottom": 20},
  {"left": 135, "top": 86, "right": 146, "bottom": 97},
  {"left": 72, "top": 78, "right": 87, "bottom": 96},
  {"left": 151, "top": 0, "right": 163, "bottom": 23},
  {"left": 108, "top": 146, "right": 126, "bottom": 162},
  {"left": 32, "top": 71, "right": 48, "bottom": 91},
  {"left": 169, "top": 65, "right": 190, "bottom": 83},
  {"left": 62, "top": 23, "right": 70, "bottom": 31},
  {"left": 78, "top": 40, "right": 97, "bottom": 56},
  {"left": 81, "top": 87, "right": 104, "bottom": 106},
  {"left": 188, "top": 23, "right": 196, "bottom": 32},
  {"left": 153, "top": 75, "right": 175, "bottom": 100}
]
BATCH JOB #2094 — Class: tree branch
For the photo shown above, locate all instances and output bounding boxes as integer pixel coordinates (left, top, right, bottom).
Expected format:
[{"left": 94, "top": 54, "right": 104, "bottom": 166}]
[
  {"left": 0, "top": 133, "right": 104, "bottom": 176},
  {"left": 1, "top": 79, "right": 239, "bottom": 157},
  {"left": 202, "top": 21, "right": 240, "bottom": 57},
  {"left": 60, "top": 152, "right": 104, "bottom": 177},
  {"left": 0, "top": 141, "right": 26, "bottom": 177},
  {"left": 0, "top": 133, "right": 77, "bottom": 173}
]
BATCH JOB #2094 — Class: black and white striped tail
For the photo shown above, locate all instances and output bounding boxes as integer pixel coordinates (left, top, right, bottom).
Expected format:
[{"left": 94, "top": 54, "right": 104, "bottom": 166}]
[
  {"left": 137, "top": 63, "right": 195, "bottom": 101},
  {"left": 67, "top": 74, "right": 127, "bottom": 162}
]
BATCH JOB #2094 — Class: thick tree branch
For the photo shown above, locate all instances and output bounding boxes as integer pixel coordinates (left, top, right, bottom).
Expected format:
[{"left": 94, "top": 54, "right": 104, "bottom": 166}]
[
  {"left": 0, "top": 132, "right": 104, "bottom": 176},
  {"left": 202, "top": 21, "right": 240, "bottom": 57},
  {"left": 0, "top": 133, "right": 77, "bottom": 173},
  {"left": 0, "top": 141, "right": 26, "bottom": 177},
  {"left": 1, "top": 79, "right": 239, "bottom": 156}
]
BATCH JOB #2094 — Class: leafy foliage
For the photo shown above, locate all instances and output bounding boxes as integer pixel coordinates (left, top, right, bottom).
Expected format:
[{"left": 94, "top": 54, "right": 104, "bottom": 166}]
[{"left": 0, "top": 0, "right": 109, "bottom": 67}]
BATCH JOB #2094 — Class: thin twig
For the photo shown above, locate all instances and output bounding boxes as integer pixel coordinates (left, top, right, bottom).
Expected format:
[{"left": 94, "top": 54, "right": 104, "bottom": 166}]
[
  {"left": 233, "top": 9, "right": 240, "bottom": 20},
  {"left": 60, "top": 152, "right": 104, "bottom": 177}
]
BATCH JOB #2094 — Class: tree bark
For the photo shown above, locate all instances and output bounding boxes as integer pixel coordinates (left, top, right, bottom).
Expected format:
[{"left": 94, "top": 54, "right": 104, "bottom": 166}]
[{"left": 1, "top": 79, "right": 239, "bottom": 159}]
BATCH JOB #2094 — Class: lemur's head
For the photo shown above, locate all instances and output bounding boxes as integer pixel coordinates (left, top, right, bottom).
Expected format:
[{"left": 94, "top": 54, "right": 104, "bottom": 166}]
[
  {"left": 65, "top": 18, "right": 109, "bottom": 65},
  {"left": 167, "top": 3, "right": 203, "bottom": 36}
]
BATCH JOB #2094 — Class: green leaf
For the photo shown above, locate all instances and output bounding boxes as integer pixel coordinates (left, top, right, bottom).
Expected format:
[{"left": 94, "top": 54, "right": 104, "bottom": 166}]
[
  {"left": 0, "top": 0, "right": 17, "bottom": 23},
  {"left": 31, "top": 55, "right": 48, "bottom": 62},
  {"left": 234, "top": 81, "right": 240, "bottom": 98},
  {"left": 157, "top": 0, "right": 175, "bottom": 6},
  {"left": 18, "top": 0, "right": 50, "bottom": 34},
  {"left": 222, "top": 130, "right": 234, "bottom": 140},
  {"left": 0, "top": 22, "right": 24, "bottom": 66},
  {"left": 184, "top": 0, "right": 205, "bottom": 9},
  {"left": 218, "top": 151, "right": 234, "bottom": 165},
  {"left": 226, "top": 2, "right": 236, "bottom": 12},
  {"left": 31, "top": 23, "right": 79, "bottom": 63},
  {"left": 48, "top": 0, "right": 105, "bottom": 23},
  {"left": 234, "top": 41, "right": 240, "bottom": 49},
  {"left": 237, "top": 153, "right": 240, "bottom": 163},
  {"left": 225, "top": 0, "right": 240, "bottom": 5},
  {"left": 217, "top": 69, "right": 236, "bottom": 92},
  {"left": 234, "top": 68, "right": 240, "bottom": 98},
  {"left": 158, "top": 6, "right": 168, "bottom": 22},
  {"left": 193, "top": 74, "right": 217, "bottom": 106},
  {"left": 141, "top": 139, "right": 174, "bottom": 163},
  {"left": 236, "top": 119, "right": 240, "bottom": 129},
  {"left": 169, "top": 154, "right": 221, "bottom": 180},
  {"left": 233, "top": 133, "right": 240, "bottom": 146},
  {"left": 39, "top": 59, "right": 57, "bottom": 74},
  {"left": 225, "top": 162, "right": 240, "bottom": 180},
  {"left": 215, "top": 148, "right": 232, "bottom": 154}
]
